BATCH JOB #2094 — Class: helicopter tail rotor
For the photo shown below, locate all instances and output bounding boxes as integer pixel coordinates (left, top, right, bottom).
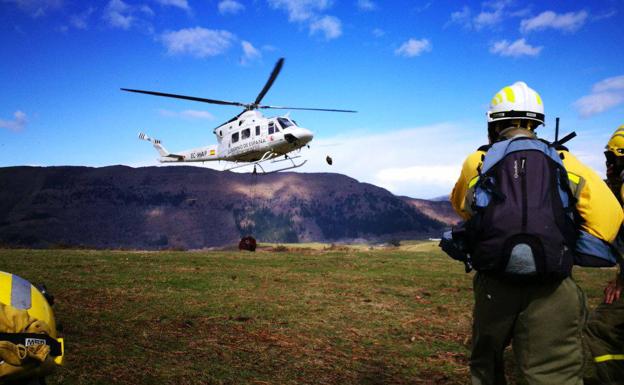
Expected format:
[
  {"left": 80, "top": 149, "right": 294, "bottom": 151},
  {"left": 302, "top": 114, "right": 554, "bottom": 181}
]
[{"left": 139, "top": 132, "right": 171, "bottom": 158}]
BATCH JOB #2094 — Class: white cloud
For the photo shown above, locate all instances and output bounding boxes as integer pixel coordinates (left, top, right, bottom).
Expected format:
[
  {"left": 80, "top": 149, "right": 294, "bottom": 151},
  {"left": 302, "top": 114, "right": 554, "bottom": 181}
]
[
  {"left": 372, "top": 28, "right": 385, "bottom": 37},
  {"left": 0, "top": 111, "right": 27, "bottom": 132},
  {"left": 520, "top": 10, "right": 588, "bottom": 33},
  {"left": 449, "top": 6, "right": 471, "bottom": 29},
  {"left": 414, "top": 2, "right": 432, "bottom": 13},
  {"left": 376, "top": 165, "right": 459, "bottom": 189},
  {"left": 574, "top": 94, "right": 624, "bottom": 118},
  {"left": 357, "top": 0, "right": 376, "bottom": 11},
  {"left": 240, "top": 40, "right": 261, "bottom": 64},
  {"left": 68, "top": 7, "right": 94, "bottom": 29},
  {"left": 103, "top": 0, "right": 131, "bottom": 29},
  {"left": 592, "top": 9, "right": 617, "bottom": 21},
  {"left": 4, "top": 0, "right": 63, "bottom": 17},
  {"left": 592, "top": 75, "right": 624, "bottom": 93},
  {"left": 156, "top": 0, "right": 190, "bottom": 11},
  {"left": 267, "top": 0, "right": 342, "bottom": 40},
  {"left": 267, "top": 0, "right": 342, "bottom": 41},
  {"left": 574, "top": 75, "right": 624, "bottom": 117},
  {"left": 448, "top": 1, "right": 526, "bottom": 30},
  {"left": 218, "top": 0, "right": 244, "bottom": 15},
  {"left": 302, "top": 123, "right": 485, "bottom": 198},
  {"left": 180, "top": 110, "right": 214, "bottom": 120},
  {"left": 395, "top": 38, "right": 431, "bottom": 58},
  {"left": 489, "top": 38, "right": 542, "bottom": 57},
  {"left": 158, "top": 109, "right": 215, "bottom": 120},
  {"left": 473, "top": 1, "right": 506, "bottom": 30},
  {"left": 309, "top": 15, "right": 341, "bottom": 40},
  {"left": 102, "top": 0, "right": 154, "bottom": 30},
  {"left": 160, "top": 27, "right": 236, "bottom": 58},
  {"left": 267, "top": 0, "right": 331, "bottom": 22}
]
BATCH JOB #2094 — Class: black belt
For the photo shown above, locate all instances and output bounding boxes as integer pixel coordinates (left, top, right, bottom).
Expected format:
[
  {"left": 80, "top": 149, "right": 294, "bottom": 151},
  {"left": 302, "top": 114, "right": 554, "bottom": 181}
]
[{"left": 0, "top": 333, "right": 62, "bottom": 356}]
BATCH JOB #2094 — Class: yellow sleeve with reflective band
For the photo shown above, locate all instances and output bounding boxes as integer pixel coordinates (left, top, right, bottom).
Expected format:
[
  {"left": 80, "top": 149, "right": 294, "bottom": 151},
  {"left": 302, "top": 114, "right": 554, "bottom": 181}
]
[
  {"left": 451, "top": 151, "right": 485, "bottom": 220},
  {"left": 560, "top": 150, "right": 623, "bottom": 242}
]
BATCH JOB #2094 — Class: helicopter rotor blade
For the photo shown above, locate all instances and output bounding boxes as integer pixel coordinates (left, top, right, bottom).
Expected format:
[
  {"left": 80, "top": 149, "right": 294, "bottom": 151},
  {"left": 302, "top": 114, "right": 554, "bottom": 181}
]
[
  {"left": 121, "top": 88, "right": 248, "bottom": 108},
  {"left": 253, "top": 58, "right": 284, "bottom": 106},
  {"left": 258, "top": 105, "right": 357, "bottom": 113}
]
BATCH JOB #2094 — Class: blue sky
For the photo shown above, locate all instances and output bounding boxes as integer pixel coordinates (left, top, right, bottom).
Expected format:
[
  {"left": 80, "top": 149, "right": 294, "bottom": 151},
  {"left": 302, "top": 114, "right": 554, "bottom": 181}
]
[{"left": 1, "top": 0, "right": 623, "bottom": 198}]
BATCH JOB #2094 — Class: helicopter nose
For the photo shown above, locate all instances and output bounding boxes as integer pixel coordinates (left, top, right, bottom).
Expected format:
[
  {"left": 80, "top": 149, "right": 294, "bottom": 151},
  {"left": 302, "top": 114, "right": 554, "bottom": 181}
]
[{"left": 296, "top": 128, "right": 313, "bottom": 144}]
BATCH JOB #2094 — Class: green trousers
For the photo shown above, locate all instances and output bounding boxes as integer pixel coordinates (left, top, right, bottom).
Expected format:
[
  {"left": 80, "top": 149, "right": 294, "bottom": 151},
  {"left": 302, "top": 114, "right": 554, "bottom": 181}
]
[
  {"left": 471, "top": 273, "right": 586, "bottom": 385},
  {"left": 585, "top": 296, "right": 624, "bottom": 385}
]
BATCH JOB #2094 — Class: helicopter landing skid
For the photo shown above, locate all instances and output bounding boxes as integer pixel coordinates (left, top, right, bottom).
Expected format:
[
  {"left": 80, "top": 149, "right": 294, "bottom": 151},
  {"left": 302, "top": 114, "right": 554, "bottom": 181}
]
[
  {"left": 256, "top": 158, "right": 307, "bottom": 174},
  {"left": 223, "top": 152, "right": 307, "bottom": 174}
]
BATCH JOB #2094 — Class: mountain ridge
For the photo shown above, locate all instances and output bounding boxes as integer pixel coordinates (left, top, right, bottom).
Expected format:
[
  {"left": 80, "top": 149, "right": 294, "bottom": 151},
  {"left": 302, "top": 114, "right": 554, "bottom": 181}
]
[{"left": 0, "top": 166, "right": 457, "bottom": 249}]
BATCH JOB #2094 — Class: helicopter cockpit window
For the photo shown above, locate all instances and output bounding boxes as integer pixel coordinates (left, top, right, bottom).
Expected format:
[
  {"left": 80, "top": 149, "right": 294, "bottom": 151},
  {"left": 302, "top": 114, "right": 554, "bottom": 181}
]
[
  {"left": 277, "top": 117, "right": 294, "bottom": 129},
  {"left": 255, "top": 126, "right": 260, "bottom": 135},
  {"left": 232, "top": 132, "right": 239, "bottom": 143},
  {"left": 242, "top": 128, "right": 250, "bottom": 139}
]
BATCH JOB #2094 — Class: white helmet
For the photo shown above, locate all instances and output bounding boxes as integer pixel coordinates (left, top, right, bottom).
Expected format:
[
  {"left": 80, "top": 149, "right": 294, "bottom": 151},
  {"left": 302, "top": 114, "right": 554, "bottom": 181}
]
[{"left": 487, "top": 81, "right": 544, "bottom": 127}]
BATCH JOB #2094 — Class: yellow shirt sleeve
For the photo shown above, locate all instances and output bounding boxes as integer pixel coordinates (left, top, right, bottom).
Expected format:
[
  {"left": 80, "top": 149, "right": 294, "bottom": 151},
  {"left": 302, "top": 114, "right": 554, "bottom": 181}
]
[
  {"left": 451, "top": 151, "right": 485, "bottom": 220},
  {"left": 560, "top": 150, "right": 623, "bottom": 242}
]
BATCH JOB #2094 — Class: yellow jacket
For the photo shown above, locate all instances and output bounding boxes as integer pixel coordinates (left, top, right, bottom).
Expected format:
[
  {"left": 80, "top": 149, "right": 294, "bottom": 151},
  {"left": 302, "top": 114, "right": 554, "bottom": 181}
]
[
  {"left": 451, "top": 145, "right": 623, "bottom": 243},
  {"left": 0, "top": 271, "right": 64, "bottom": 381}
]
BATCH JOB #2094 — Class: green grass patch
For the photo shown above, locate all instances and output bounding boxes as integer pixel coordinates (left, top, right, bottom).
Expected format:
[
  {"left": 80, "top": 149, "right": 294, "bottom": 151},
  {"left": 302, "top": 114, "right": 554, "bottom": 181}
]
[{"left": 0, "top": 243, "right": 615, "bottom": 384}]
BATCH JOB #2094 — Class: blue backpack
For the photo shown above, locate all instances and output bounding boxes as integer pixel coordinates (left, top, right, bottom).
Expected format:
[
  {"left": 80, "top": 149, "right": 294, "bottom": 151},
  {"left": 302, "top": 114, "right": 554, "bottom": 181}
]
[{"left": 462, "top": 137, "right": 617, "bottom": 278}]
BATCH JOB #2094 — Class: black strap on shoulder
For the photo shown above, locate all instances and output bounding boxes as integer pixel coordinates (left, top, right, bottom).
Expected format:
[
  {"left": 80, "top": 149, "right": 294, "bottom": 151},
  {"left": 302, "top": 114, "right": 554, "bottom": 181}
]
[
  {"left": 0, "top": 333, "right": 62, "bottom": 356},
  {"left": 477, "top": 144, "right": 491, "bottom": 152}
]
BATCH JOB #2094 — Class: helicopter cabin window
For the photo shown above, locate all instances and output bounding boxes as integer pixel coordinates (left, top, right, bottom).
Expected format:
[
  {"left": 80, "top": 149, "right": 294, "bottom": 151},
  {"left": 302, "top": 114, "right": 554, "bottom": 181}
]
[
  {"left": 277, "top": 117, "right": 294, "bottom": 129},
  {"left": 242, "top": 128, "right": 251, "bottom": 139},
  {"left": 232, "top": 132, "right": 239, "bottom": 143},
  {"left": 268, "top": 122, "right": 275, "bottom": 134},
  {"left": 255, "top": 126, "right": 260, "bottom": 136}
]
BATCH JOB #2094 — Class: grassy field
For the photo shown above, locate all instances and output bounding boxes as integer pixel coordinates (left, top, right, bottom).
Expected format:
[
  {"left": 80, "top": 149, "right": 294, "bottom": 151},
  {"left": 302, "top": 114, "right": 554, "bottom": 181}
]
[{"left": 0, "top": 242, "right": 615, "bottom": 385}]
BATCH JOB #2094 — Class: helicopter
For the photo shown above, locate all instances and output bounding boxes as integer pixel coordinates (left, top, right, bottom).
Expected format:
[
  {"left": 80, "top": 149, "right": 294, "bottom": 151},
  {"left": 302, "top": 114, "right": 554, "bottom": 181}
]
[{"left": 122, "top": 58, "right": 356, "bottom": 173}]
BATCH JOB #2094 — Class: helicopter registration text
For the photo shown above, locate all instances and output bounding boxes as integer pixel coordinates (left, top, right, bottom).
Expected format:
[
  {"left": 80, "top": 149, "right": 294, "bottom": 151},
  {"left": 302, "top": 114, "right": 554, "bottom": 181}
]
[{"left": 190, "top": 150, "right": 208, "bottom": 160}]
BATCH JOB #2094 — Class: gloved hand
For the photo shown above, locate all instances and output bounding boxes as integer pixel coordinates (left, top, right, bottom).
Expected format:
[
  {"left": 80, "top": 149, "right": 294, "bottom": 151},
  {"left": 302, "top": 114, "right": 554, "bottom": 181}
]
[
  {"left": 604, "top": 273, "right": 623, "bottom": 304},
  {"left": 440, "top": 230, "right": 468, "bottom": 262}
]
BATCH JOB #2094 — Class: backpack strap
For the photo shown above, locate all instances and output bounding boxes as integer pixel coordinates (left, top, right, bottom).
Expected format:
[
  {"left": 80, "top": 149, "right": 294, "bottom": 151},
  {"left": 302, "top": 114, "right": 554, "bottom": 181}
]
[
  {"left": 477, "top": 144, "right": 491, "bottom": 152},
  {"left": 480, "top": 137, "right": 565, "bottom": 175}
]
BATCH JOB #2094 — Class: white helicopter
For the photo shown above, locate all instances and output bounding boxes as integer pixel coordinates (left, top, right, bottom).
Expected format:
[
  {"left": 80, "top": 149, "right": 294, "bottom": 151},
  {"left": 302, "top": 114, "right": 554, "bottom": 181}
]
[{"left": 122, "top": 58, "right": 356, "bottom": 173}]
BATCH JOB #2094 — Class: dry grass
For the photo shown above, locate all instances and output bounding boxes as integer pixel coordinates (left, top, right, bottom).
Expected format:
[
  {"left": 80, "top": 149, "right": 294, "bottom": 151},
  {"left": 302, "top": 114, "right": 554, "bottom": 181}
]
[{"left": 0, "top": 243, "right": 614, "bottom": 384}]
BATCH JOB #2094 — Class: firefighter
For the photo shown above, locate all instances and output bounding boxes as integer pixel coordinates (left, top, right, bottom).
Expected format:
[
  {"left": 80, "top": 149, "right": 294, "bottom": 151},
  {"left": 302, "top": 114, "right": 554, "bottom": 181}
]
[{"left": 584, "top": 125, "right": 624, "bottom": 385}]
